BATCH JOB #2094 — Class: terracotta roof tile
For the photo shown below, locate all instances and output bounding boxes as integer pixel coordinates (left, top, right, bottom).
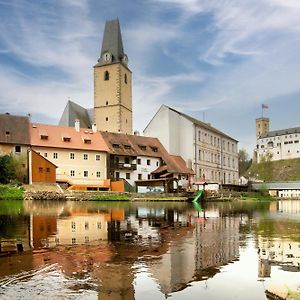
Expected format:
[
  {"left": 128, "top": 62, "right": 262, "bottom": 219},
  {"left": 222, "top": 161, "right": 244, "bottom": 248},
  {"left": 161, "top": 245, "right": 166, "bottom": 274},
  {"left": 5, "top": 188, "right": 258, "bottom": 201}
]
[
  {"left": 30, "top": 123, "right": 109, "bottom": 152},
  {"left": 100, "top": 131, "right": 194, "bottom": 175}
]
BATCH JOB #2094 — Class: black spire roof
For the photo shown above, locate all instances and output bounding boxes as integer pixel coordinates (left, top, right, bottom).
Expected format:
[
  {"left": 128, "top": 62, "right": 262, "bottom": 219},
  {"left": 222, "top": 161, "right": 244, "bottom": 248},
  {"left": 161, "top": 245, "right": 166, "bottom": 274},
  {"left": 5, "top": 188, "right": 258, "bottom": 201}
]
[{"left": 95, "top": 19, "right": 127, "bottom": 67}]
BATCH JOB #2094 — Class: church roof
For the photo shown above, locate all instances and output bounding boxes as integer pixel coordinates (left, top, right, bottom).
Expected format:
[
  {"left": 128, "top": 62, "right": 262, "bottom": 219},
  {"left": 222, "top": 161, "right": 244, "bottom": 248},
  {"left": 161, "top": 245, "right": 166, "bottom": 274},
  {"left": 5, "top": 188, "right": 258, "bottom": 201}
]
[
  {"left": 0, "top": 113, "right": 30, "bottom": 145},
  {"left": 59, "top": 100, "right": 93, "bottom": 129},
  {"left": 94, "top": 19, "right": 126, "bottom": 67}
]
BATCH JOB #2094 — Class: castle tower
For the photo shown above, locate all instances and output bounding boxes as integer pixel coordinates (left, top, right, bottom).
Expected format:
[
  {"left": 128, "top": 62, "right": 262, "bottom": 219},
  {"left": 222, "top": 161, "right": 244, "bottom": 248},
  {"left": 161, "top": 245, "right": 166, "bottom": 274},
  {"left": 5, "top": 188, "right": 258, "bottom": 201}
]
[
  {"left": 256, "top": 117, "right": 269, "bottom": 139},
  {"left": 94, "top": 19, "right": 132, "bottom": 134}
]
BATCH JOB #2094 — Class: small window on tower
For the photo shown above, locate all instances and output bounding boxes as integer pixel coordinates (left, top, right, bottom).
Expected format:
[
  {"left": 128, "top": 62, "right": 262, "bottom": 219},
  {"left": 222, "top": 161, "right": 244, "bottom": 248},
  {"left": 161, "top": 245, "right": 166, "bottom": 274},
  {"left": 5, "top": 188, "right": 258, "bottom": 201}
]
[
  {"left": 124, "top": 74, "right": 127, "bottom": 84},
  {"left": 104, "top": 71, "right": 109, "bottom": 81},
  {"left": 106, "top": 101, "right": 108, "bottom": 105},
  {"left": 106, "top": 117, "right": 108, "bottom": 121}
]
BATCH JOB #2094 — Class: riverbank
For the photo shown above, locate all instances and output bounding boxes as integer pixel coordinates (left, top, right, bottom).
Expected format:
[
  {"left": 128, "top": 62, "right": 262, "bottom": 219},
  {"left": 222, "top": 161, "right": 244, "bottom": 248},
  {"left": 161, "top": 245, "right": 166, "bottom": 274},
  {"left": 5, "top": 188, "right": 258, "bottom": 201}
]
[
  {"left": 0, "top": 184, "right": 24, "bottom": 200},
  {"left": 0, "top": 183, "right": 290, "bottom": 202}
]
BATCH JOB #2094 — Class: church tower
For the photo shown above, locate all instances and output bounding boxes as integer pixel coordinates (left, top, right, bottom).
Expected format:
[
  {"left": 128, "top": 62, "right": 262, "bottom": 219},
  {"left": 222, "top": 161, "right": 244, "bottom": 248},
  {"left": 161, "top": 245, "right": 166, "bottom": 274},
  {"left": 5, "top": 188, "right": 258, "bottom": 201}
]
[{"left": 94, "top": 19, "right": 132, "bottom": 134}]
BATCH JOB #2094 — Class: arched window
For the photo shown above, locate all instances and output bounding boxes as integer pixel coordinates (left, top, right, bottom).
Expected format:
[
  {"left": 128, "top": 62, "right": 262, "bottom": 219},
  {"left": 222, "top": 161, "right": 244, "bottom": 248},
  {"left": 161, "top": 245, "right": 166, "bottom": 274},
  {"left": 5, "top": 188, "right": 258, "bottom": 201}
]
[
  {"left": 104, "top": 71, "right": 109, "bottom": 81},
  {"left": 124, "top": 73, "right": 127, "bottom": 84}
]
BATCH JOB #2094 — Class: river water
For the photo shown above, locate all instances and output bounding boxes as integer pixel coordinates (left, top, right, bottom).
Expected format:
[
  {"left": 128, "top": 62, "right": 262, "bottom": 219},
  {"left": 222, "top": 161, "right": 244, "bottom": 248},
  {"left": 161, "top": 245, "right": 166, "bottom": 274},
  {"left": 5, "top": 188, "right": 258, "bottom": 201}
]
[{"left": 0, "top": 199, "right": 299, "bottom": 300}]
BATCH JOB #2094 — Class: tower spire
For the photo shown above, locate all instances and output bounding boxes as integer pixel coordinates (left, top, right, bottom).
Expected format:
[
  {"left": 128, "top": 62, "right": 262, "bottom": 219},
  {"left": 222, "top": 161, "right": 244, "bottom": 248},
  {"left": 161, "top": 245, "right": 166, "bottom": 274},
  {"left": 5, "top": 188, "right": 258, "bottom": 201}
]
[{"left": 95, "top": 18, "right": 127, "bottom": 67}]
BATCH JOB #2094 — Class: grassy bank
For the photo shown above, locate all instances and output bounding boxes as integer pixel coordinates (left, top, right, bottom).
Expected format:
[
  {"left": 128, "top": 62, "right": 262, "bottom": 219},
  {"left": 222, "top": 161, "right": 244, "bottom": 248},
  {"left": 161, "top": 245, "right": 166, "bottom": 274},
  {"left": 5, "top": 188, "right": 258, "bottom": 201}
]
[
  {"left": 248, "top": 157, "right": 300, "bottom": 181},
  {"left": 0, "top": 184, "right": 24, "bottom": 200},
  {"left": 239, "top": 194, "right": 274, "bottom": 201},
  {"left": 90, "top": 194, "right": 131, "bottom": 201}
]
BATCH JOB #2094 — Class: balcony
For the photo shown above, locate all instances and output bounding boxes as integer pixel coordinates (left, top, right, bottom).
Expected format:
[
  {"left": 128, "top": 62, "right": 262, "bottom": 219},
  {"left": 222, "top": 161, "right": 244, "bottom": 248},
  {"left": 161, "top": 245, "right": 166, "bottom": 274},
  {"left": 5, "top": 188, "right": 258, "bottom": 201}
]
[{"left": 111, "top": 162, "right": 137, "bottom": 170}]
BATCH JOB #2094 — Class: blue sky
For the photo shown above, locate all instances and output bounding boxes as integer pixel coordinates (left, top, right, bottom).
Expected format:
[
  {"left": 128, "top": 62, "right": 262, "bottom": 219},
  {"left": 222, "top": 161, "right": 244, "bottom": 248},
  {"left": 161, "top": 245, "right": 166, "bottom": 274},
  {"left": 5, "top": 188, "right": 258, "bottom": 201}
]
[{"left": 1, "top": 0, "right": 300, "bottom": 154}]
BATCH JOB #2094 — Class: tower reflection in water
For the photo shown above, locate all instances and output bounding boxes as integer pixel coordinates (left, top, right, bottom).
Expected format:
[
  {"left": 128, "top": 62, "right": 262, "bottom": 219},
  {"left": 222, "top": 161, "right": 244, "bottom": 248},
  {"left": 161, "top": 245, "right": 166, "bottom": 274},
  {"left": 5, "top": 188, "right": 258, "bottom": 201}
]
[{"left": 23, "top": 201, "right": 240, "bottom": 298}]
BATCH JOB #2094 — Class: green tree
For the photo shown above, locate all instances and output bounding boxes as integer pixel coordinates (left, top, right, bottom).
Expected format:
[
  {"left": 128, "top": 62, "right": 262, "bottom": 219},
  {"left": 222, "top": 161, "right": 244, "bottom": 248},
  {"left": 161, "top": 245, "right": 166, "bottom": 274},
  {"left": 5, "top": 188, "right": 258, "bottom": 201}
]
[
  {"left": 238, "top": 149, "right": 252, "bottom": 176},
  {"left": 0, "top": 155, "right": 17, "bottom": 183}
]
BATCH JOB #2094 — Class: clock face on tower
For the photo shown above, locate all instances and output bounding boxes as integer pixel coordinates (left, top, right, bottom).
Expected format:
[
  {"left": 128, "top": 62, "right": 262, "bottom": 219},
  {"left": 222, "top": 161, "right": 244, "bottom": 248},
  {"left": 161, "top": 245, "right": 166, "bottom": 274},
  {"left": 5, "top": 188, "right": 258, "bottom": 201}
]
[
  {"left": 102, "top": 52, "right": 112, "bottom": 63},
  {"left": 122, "top": 54, "right": 128, "bottom": 65}
]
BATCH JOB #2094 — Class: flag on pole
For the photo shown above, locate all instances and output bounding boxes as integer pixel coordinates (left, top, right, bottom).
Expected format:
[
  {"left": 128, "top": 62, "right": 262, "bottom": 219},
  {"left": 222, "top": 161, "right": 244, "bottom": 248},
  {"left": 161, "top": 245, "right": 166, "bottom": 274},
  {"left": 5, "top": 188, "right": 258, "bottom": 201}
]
[{"left": 262, "top": 104, "right": 269, "bottom": 109}]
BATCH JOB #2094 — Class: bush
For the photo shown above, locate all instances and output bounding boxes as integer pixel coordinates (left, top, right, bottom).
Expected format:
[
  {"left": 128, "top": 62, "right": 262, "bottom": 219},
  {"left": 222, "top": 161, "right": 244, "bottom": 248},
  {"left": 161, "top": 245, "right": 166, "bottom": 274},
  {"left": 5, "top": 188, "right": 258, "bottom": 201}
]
[
  {"left": 0, "top": 155, "right": 16, "bottom": 184},
  {"left": 0, "top": 184, "right": 24, "bottom": 200}
]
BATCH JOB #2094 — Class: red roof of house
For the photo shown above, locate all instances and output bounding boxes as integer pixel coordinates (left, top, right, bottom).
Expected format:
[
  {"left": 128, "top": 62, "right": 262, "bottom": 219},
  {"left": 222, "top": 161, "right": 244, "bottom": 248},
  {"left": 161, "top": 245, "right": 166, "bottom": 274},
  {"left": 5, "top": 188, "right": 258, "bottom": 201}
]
[{"left": 30, "top": 123, "right": 109, "bottom": 152}]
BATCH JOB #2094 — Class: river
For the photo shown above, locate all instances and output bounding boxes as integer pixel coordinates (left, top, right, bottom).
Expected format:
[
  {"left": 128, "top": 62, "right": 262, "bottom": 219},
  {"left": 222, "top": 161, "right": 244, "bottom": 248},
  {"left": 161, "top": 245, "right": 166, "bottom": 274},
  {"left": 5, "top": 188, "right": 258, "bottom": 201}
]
[{"left": 0, "top": 199, "right": 299, "bottom": 299}]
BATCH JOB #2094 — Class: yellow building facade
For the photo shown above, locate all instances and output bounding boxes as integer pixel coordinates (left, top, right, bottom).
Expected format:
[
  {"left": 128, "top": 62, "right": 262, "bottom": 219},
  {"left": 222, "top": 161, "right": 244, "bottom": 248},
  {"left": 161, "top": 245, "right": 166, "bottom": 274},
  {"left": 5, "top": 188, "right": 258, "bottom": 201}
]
[{"left": 30, "top": 123, "right": 110, "bottom": 188}]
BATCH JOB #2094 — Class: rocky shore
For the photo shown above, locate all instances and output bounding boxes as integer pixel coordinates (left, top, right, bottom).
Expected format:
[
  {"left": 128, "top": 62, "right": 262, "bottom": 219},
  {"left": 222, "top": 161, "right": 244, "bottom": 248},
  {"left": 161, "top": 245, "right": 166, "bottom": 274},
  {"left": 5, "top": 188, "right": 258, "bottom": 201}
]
[{"left": 23, "top": 189, "right": 191, "bottom": 202}]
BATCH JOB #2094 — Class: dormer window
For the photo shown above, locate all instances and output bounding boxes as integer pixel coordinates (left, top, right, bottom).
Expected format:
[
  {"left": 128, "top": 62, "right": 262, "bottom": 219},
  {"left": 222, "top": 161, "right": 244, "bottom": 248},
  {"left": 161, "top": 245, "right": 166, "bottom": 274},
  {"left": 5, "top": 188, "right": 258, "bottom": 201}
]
[
  {"left": 63, "top": 137, "right": 71, "bottom": 142},
  {"left": 40, "top": 135, "right": 48, "bottom": 140},
  {"left": 39, "top": 130, "right": 48, "bottom": 140},
  {"left": 83, "top": 138, "right": 91, "bottom": 144},
  {"left": 124, "top": 144, "right": 131, "bottom": 149},
  {"left": 150, "top": 146, "right": 158, "bottom": 152},
  {"left": 112, "top": 143, "right": 120, "bottom": 148},
  {"left": 138, "top": 145, "right": 147, "bottom": 151}
]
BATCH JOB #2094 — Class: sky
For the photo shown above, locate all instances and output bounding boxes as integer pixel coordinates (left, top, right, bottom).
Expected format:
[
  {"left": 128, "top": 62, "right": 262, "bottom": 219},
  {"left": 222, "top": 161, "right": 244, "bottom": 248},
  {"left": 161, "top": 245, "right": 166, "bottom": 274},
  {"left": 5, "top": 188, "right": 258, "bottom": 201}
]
[{"left": 1, "top": 0, "right": 300, "bottom": 154}]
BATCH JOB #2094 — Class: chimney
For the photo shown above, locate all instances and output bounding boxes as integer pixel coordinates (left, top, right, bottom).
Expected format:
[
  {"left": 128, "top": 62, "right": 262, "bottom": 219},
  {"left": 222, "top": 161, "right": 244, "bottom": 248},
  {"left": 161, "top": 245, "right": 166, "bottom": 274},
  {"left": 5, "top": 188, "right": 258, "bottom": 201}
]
[
  {"left": 134, "top": 130, "right": 140, "bottom": 136},
  {"left": 92, "top": 123, "right": 97, "bottom": 133},
  {"left": 75, "top": 119, "right": 80, "bottom": 132}
]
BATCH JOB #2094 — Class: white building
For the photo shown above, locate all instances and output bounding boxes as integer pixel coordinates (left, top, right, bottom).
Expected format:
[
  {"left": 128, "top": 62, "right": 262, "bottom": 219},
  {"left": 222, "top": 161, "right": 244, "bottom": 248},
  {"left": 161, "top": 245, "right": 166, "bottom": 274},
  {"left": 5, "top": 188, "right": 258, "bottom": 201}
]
[
  {"left": 144, "top": 105, "right": 239, "bottom": 184},
  {"left": 256, "top": 124, "right": 300, "bottom": 163}
]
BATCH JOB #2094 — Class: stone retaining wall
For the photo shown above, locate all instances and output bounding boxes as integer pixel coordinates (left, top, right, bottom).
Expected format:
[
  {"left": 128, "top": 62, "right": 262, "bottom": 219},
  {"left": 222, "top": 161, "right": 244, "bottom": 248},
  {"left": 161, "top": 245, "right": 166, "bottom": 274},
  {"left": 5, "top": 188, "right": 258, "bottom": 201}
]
[{"left": 23, "top": 190, "right": 190, "bottom": 201}]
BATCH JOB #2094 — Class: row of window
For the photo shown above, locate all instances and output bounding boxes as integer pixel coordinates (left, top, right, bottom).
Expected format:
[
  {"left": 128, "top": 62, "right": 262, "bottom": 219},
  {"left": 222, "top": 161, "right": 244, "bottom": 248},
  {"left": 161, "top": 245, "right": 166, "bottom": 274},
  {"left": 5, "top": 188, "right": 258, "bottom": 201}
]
[
  {"left": 116, "top": 156, "right": 159, "bottom": 167},
  {"left": 44, "top": 152, "right": 101, "bottom": 161},
  {"left": 197, "top": 130, "right": 236, "bottom": 153},
  {"left": 199, "top": 168, "right": 236, "bottom": 183},
  {"left": 71, "top": 221, "right": 101, "bottom": 230},
  {"left": 260, "top": 140, "right": 300, "bottom": 148},
  {"left": 70, "top": 170, "right": 101, "bottom": 178},
  {"left": 115, "top": 172, "right": 152, "bottom": 180},
  {"left": 112, "top": 143, "right": 158, "bottom": 152},
  {"left": 198, "top": 150, "right": 236, "bottom": 168},
  {"left": 260, "top": 149, "right": 300, "bottom": 155},
  {"left": 260, "top": 134, "right": 299, "bottom": 143}
]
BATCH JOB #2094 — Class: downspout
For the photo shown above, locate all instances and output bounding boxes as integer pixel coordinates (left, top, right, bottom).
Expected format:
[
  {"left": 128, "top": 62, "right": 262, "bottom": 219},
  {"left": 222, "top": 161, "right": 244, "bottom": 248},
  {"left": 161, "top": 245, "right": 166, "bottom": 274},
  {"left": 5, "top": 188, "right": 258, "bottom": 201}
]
[
  {"left": 194, "top": 125, "right": 197, "bottom": 180},
  {"left": 28, "top": 147, "right": 32, "bottom": 185},
  {"left": 220, "top": 137, "right": 223, "bottom": 188}
]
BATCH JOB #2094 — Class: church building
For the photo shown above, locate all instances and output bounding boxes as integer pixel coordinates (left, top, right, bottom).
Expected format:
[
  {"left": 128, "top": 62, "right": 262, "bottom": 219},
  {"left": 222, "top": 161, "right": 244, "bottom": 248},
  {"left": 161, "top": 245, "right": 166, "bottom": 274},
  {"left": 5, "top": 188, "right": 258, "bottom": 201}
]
[{"left": 59, "top": 19, "right": 132, "bottom": 135}]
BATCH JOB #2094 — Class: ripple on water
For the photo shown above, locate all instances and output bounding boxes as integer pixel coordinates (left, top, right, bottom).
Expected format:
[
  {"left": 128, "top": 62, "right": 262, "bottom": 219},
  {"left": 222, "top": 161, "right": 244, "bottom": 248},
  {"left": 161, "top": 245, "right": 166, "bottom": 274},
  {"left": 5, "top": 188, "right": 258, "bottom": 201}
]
[{"left": 0, "top": 264, "right": 98, "bottom": 300}]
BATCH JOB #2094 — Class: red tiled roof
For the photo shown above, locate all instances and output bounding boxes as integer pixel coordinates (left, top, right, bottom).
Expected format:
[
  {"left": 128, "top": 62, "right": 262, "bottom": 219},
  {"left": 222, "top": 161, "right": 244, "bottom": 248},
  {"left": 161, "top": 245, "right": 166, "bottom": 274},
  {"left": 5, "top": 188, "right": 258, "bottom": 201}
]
[
  {"left": 153, "top": 155, "right": 194, "bottom": 175},
  {"left": 100, "top": 131, "right": 194, "bottom": 175},
  {"left": 30, "top": 123, "right": 109, "bottom": 152}
]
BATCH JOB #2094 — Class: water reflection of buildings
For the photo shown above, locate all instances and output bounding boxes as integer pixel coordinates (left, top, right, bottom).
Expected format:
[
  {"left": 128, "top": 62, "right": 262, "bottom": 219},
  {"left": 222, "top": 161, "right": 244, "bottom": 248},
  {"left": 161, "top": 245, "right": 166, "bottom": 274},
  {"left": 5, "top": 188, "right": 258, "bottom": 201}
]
[
  {"left": 258, "top": 237, "right": 300, "bottom": 277},
  {"left": 278, "top": 200, "right": 300, "bottom": 213},
  {"left": 31, "top": 207, "right": 124, "bottom": 247},
  {"left": 1, "top": 202, "right": 242, "bottom": 299},
  {"left": 258, "top": 200, "right": 300, "bottom": 277},
  {"left": 149, "top": 216, "right": 240, "bottom": 295}
]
